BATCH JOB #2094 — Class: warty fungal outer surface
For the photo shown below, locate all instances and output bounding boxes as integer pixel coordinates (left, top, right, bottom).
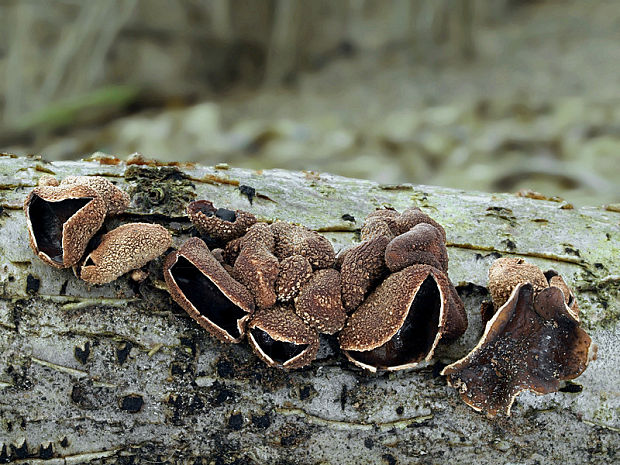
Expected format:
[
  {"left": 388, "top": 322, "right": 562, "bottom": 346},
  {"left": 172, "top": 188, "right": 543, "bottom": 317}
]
[
  {"left": 164, "top": 237, "right": 255, "bottom": 343},
  {"left": 294, "top": 268, "right": 347, "bottom": 334},
  {"left": 80, "top": 223, "right": 172, "bottom": 284},
  {"left": 442, "top": 282, "right": 592, "bottom": 418},
  {"left": 187, "top": 199, "right": 257, "bottom": 242},
  {"left": 61, "top": 175, "right": 130, "bottom": 215},
  {"left": 24, "top": 183, "right": 107, "bottom": 268}
]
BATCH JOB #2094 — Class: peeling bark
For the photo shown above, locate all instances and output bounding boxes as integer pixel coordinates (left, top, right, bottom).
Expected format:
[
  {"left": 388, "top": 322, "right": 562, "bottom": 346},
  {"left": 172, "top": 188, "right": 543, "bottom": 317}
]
[{"left": 0, "top": 153, "right": 618, "bottom": 464}]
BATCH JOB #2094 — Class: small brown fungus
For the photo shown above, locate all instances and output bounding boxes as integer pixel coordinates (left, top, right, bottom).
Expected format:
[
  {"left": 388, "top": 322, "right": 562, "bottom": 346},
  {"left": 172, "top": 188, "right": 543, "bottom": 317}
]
[
  {"left": 24, "top": 184, "right": 107, "bottom": 268},
  {"left": 488, "top": 257, "right": 548, "bottom": 310},
  {"left": 187, "top": 200, "right": 256, "bottom": 242},
  {"left": 276, "top": 255, "right": 313, "bottom": 303},
  {"left": 247, "top": 306, "right": 319, "bottom": 369},
  {"left": 271, "top": 222, "right": 336, "bottom": 269},
  {"left": 442, "top": 283, "right": 592, "bottom": 417},
  {"left": 163, "top": 237, "right": 254, "bottom": 343},
  {"left": 38, "top": 174, "right": 59, "bottom": 187},
  {"left": 384, "top": 223, "right": 448, "bottom": 272},
  {"left": 395, "top": 207, "right": 447, "bottom": 239},
  {"left": 340, "top": 235, "right": 391, "bottom": 312},
  {"left": 339, "top": 265, "right": 467, "bottom": 372},
  {"left": 61, "top": 175, "right": 130, "bottom": 215},
  {"left": 544, "top": 270, "right": 579, "bottom": 316},
  {"left": 232, "top": 223, "right": 279, "bottom": 309},
  {"left": 294, "top": 268, "right": 347, "bottom": 334},
  {"left": 362, "top": 209, "right": 400, "bottom": 238},
  {"left": 80, "top": 223, "right": 172, "bottom": 284}
]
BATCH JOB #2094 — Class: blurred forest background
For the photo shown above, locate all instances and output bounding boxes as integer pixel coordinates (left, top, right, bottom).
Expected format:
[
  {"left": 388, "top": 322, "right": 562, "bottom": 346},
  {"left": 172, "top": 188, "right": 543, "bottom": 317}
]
[{"left": 1, "top": 0, "right": 619, "bottom": 207}]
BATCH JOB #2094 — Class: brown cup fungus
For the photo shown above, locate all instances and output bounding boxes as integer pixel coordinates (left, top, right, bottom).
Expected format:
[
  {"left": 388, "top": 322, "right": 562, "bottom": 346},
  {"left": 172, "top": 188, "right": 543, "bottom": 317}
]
[
  {"left": 384, "top": 223, "right": 448, "bottom": 272},
  {"left": 24, "top": 184, "right": 107, "bottom": 268},
  {"left": 80, "top": 223, "right": 172, "bottom": 284},
  {"left": 271, "top": 222, "right": 336, "bottom": 269},
  {"left": 164, "top": 237, "right": 254, "bottom": 343},
  {"left": 60, "top": 175, "right": 130, "bottom": 215},
  {"left": 276, "top": 255, "right": 313, "bottom": 303},
  {"left": 247, "top": 306, "right": 319, "bottom": 369},
  {"left": 187, "top": 200, "right": 257, "bottom": 242},
  {"left": 339, "top": 265, "right": 467, "bottom": 372},
  {"left": 442, "top": 283, "right": 592, "bottom": 418},
  {"left": 294, "top": 268, "right": 347, "bottom": 334}
]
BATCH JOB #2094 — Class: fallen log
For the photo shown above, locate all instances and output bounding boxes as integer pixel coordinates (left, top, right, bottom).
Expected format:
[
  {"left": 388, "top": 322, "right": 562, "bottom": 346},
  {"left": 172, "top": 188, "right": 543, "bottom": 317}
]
[{"left": 0, "top": 152, "right": 618, "bottom": 464}]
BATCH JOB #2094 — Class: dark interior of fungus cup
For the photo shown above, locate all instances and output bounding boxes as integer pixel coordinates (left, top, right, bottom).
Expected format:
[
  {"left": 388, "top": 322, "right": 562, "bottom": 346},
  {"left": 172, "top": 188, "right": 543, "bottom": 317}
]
[
  {"left": 28, "top": 194, "right": 92, "bottom": 264},
  {"left": 170, "top": 256, "right": 248, "bottom": 339},
  {"left": 250, "top": 328, "right": 308, "bottom": 365},
  {"left": 348, "top": 275, "right": 442, "bottom": 369}
]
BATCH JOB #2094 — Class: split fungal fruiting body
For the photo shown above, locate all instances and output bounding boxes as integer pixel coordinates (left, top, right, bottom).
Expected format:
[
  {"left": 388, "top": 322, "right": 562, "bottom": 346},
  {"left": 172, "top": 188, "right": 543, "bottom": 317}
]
[
  {"left": 247, "top": 306, "right": 319, "bottom": 369},
  {"left": 294, "top": 268, "right": 347, "bottom": 334},
  {"left": 80, "top": 223, "right": 172, "bottom": 284},
  {"left": 339, "top": 265, "right": 466, "bottom": 372},
  {"left": 25, "top": 176, "right": 171, "bottom": 285},
  {"left": 271, "top": 221, "right": 336, "bottom": 269},
  {"left": 442, "top": 258, "right": 592, "bottom": 417},
  {"left": 24, "top": 183, "right": 107, "bottom": 268},
  {"left": 187, "top": 199, "right": 257, "bottom": 242},
  {"left": 164, "top": 237, "right": 254, "bottom": 343},
  {"left": 339, "top": 207, "right": 466, "bottom": 372}
]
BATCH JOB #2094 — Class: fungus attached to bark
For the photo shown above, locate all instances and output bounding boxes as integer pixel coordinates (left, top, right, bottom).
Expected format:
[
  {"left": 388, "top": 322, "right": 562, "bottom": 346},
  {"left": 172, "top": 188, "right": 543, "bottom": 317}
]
[
  {"left": 488, "top": 257, "right": 548, "bottom": 310},
  {"left": 276, "top": 255, "right": 313, "bottom": 303},
  {"left": 247, "top": 306, "right": 319, "bottom": 369},
  {"left": 395, "top": 207, "right": 447, "bottom": 239},
  {"left": 24, "top": 184, "right": 107, "bottom": 268},
  {"left": 164, "top": 237, "right": 254, "bottom": 343},
  {"left": 271, "top": 222, "right": 336, "bottom": 269},
  {"left": 384, "top": 223, "right": 448, "bottom": 272},
  {"left": 61, "top": 176, "right": 130, "bottom": 215},
  {"left": 442, "top": 283, "right": 592, "bottom": 418},
  {"left": 80, "top": 223, "right": 172, "bottom": 284},
  {"left": 294, "top": 268, "right": 347, "bottom": 334},
  {"left": 339, "top": 265, "right": 467, "bottom": 372},
  {"left": 187, "top": 200, "right": 256, "bottom": 242},
  {"left": 340, "top": 235, "right": 390, "bottom": 312}
]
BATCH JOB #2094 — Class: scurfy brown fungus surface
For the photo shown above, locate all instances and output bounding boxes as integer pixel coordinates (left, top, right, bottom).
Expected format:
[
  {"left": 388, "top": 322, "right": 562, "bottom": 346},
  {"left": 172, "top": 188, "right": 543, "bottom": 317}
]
[
  {"left": 340, "top": 264, "right": 466, "bottom": 372},
  {"left": 24, "top": 184, "right": 107, "bottom": 268},
  {"left": 187, "top": 199, "right": 257, "bottom": 242},
  {"left": 247, "top": 306, "right": 319, "bottom": 369},
  {"left": 80, "top": 223, "right": 172, "bottom": 284},
  {"left": 164, "top": 237, "right": 254, "bottom": 343},
  {"left": 294, "top": 268, "right": 347, "bottom": 334},
  {"left": 442, "top": 283, "right": 592, "bottom": 418}
]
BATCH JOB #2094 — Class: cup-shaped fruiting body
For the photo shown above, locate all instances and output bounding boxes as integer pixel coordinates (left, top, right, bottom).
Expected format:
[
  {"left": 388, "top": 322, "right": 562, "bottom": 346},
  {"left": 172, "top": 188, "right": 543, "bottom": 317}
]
[
  {"left": 247, "top": 306, "right": 319, "bottom": 369},
  {"left": 294, "top": 268, "right": 347, "bottom": 334},
  {"left": 187, "top": 200, "right": 257, "bottom": 242},
  {"left": 80, "top": 223, "right": 172, "bottom": 284},
  {"left": 232, "top": 223, "right": 279, "bottom": 309},
  {"left": 396, "top": 207, "right": 447, "bottom": 240},
  {"left": 384, "top": 223, "right": 448, "bottom": 272},
  {"left": 544, "top": 269, "right": 579, "bottom": 317},
  {"left": 488, "top": 257, "right": 548, "bottom": 310},
  {"left": 164, "top": 237, "right": 254, "bottom": 343},
  {"left": 24, "top": 184, "right": 107, "bottom": 268},
  {"left": 442, "top": 283, "right": 592, "bottom": 418},
  {"left": 340, "top": 235, "right": 390, "bottom": 312},
  {"left": 361, "top": 209, "right": 400, "bottom": 240},
  {"left": 271, "top": 222, "right": 336, "bottom": 269},
  {"left": 339, "top": 265, "right": 467, "bottom": 372},
  {"left": 61, "top": 175, "right": 130, "bottom": 215},
  {"left": 276, "top": 255, "right": 313, "bottom": 302}
]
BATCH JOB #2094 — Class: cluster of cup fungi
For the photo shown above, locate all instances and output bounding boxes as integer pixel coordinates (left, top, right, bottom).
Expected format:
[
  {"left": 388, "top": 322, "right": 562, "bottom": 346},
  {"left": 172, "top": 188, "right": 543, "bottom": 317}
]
[{"left": 24, "top": 175, "right": 593, "bottom": 418}]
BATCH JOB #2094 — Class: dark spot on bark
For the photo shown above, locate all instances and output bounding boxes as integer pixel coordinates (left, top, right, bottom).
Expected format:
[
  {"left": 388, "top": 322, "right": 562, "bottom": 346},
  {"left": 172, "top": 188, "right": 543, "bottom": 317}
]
[
  {"left": 217, "top": 359, "right": 234, "bottom": 378},
  {"left": 299, "top": 384, "right": 313, "bottom": 400},
  {"left": 180, "top": 336, "right": 197, "bottom": 358},
  {"left": 74, "top": 342, "right": 90, "bottom": 365},
  {"left": 7, "top": 275, "right": 14, "bottom": 282},
  {"left": 559, "top": 382, "right": 583, "bottom": 393},
  {"left": 251, "top": 413, "right": 271, "bottom": 429},
  {"left": 502, "top": 239, "right": 517, "bottom": 251},
  {"left": 382, "top": 453, "right": 398, "bottom": 465},
  {"left": 60, "top": 437, "right": 69, "bottom": 448},
  {"left": 564, "top": 247, "right": 580, "bottom": 257},
  {"left": 0, "top": 444, "right": 8, "bottom": 463},
  {"left": 116, "top": 341, "right": 132, "bottom": 365},
  {"left": 170, "top": 362, "right": 189, "bottom": 376},
  {"left": 364, "top": 438, "right": 374, "bottom": 449},
  {"left": 39, "top": 443, "right": 53, "bottom": 459},
  {"left": 210, "top": 382, "right": 237, "bottom": 406},
  {"left": 26, "top": 274, "right": 40, "bottom": 294},
  {"left": 396, "top": 405, "right": 404, "bottom": 415},
  {"left": 340, "top": 385, "right": 348, "bottom": 411},
  {"left": 594, "top": 262, "right": 605, "bottom": 270},
  {"left": 59, "top": 279, "right": 68, "bottom": 295},
  {"left": 239, "top": 185, "right": 256, "bottom": 204},
  {"left": 228, "top": 413, "right": 243, "bottom": 431},
  {"left": 120, "top": 394, "right": 144, "bottom": 413},
  {"left": 342, "top": 214, "right": 355, "bottom": 222}
]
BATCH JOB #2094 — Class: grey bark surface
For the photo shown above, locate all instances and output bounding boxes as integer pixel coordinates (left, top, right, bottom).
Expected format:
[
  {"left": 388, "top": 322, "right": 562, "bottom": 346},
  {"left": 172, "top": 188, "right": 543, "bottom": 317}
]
[{"left": 0, "top": 153, "right": 618, "bottom": 464}]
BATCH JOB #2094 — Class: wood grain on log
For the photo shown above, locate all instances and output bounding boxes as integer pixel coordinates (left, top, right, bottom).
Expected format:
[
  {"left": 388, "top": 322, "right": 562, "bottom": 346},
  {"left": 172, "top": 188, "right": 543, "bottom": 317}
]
[{"left": 0, "top": 153, "right": 618, "bottom": 464}]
